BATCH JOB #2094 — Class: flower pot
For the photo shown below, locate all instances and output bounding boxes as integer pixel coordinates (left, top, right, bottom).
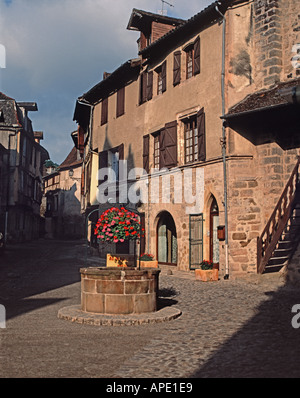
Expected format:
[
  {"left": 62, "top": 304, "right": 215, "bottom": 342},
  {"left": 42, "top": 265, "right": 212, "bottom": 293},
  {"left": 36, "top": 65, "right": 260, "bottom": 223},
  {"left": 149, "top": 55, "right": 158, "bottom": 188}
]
[
  {"left": 195, "top": 268, "right": 219, "bottom": 282},
  {"left": 139, "top": 260, "right": 159, "bottom": 268}
]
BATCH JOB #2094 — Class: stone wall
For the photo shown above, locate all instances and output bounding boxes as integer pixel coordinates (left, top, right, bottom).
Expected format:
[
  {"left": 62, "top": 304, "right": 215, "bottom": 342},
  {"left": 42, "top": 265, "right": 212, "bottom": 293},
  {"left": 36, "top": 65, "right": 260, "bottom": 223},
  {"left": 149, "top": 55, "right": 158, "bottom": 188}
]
[{"left": 253, "top": 0, "right": 300, "bottom": 89}]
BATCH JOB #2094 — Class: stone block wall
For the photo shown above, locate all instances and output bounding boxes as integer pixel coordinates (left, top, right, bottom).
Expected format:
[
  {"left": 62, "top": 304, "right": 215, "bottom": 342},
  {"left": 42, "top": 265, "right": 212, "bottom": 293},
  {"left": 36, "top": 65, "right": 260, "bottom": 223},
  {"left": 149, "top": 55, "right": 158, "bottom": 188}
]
[{"left": 253, "top": 0, "right": 300, "bottom": 89}]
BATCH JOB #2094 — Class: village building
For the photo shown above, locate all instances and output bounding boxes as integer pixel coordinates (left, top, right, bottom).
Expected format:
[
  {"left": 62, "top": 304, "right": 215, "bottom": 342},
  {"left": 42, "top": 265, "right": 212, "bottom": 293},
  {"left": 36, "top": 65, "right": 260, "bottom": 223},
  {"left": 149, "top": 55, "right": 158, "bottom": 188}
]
[
  {"left": 0, "top": 92, "right": 49, "bottom": 243},
  {"left": 73, "top": 0, "right": 300, "bottom": 277},
  {"left": 42, "top": 146, "right": 84, "bottom": 240}
]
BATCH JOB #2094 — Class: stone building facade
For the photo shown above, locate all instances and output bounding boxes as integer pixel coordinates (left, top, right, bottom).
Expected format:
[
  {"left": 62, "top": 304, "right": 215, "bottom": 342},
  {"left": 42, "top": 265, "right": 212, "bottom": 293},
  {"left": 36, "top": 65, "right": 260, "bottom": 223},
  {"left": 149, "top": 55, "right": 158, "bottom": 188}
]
[
  {"left": 74, "top": 0, "right": 300, "bottom": 276},
  {"left": 0, "top": 92, "right": 49, "bottom": 243},
  {"left": 42, "top": 147, "right": 84, "bottom": 239}
]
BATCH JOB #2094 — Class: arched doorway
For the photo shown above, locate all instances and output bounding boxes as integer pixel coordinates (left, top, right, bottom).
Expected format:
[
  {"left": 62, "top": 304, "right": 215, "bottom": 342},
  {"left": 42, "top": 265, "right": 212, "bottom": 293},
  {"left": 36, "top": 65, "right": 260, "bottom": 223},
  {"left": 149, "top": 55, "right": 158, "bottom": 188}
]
[
  {"left": 157, "top": 211, "right": 177, "bottom": 266},
  {"left": 209, "top": 196, "right": 220, "bottom": 268}
]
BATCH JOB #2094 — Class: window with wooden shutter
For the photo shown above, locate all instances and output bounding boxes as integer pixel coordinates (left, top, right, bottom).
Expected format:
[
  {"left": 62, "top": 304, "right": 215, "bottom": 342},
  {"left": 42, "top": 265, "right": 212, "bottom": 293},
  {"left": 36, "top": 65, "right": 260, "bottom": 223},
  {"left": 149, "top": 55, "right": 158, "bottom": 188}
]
[
  {"left": 116, "top": 87, "right": 125, "bottom": 118},
  {"left": 101, "top": 97, "right": 108, "bottom": 125},
  {"left": 147, "top": 71, "right": 153, "bottom": 101},
  {"left": 160, "top": 121, "right": 177, "bottom": 169},
  {"left": 173, "top": 51, "right": 181, "bottom": 86},
  {"left": 184, "top": 116, "right": 198, "bottom": 164},
  {"left": 194, "top": 36, "right": 200, "bottom": 76},
  {"left": 139, "top": 72, "right": 148, "bottom": 105},
  {"left": 197, "top": 108, "right": 206, "bottom": 161},
  {"left": 143, "top": 135, "right": 150, "bottom": 173}
]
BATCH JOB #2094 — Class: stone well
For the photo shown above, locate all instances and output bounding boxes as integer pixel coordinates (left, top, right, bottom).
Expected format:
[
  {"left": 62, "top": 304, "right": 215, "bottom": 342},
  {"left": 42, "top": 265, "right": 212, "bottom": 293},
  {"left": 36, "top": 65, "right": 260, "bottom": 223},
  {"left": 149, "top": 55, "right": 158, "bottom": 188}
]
[{"left": 80, "top": 267, "right": 160, "bottom": 315}]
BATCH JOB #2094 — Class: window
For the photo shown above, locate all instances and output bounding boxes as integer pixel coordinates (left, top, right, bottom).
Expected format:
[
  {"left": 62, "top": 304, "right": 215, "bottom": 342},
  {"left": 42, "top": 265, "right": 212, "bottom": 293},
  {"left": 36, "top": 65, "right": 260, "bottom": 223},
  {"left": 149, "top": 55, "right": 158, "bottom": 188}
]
[
  {"left": 98, "top": 144, "right": 124, "bottom": 185},
  {"left": 101, "top": 97, "right": 108, "bottom": 125},
  {"left": 156, "top": 61, "right": 166, "bottom": 95},
  {"left": 139, "top": 71, "right": 153, "bottom": 104},
  {"left": 153, "top": 134, "right": 160, "bottom": 170},
  {"left": 116, "top": 87, "right": 125, "bottom": 118},
  {"left": 184, "top": 117, "right": 198, "bottom": 163},
  {"left": 183, "top": 108, "right": 206, "bottom": 164},
  {"left": 185, "top": 36, "right": 200, "bottom": 79},
  {"left": 186, "top": 47, "right": 194, "bottom": 79}
]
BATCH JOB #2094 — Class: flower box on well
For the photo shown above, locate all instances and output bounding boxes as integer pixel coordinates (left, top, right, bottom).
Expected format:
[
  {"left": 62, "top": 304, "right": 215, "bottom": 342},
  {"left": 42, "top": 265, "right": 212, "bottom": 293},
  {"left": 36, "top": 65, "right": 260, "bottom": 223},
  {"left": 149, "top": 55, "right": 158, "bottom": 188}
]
[{"left": 106, "top": 254, "right": 135, "bottom": 267}]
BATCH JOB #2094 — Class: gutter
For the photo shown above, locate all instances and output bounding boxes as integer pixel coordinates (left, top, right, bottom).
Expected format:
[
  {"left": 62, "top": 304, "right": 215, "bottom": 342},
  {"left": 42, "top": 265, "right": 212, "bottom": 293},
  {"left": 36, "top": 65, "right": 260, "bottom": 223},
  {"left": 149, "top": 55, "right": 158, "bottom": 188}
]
[{"left": 215, "top": 2, "right": 230, "bottom": 280}]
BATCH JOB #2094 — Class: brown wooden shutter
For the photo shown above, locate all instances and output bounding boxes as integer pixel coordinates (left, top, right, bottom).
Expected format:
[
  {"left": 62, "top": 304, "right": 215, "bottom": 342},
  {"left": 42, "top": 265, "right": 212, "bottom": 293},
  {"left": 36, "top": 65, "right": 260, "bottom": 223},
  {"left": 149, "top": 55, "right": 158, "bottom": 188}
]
[
  {"left": 173, "top": 51, "right": 181, "bottom": 86},
  {"left": 162, "top": 121, "right": 177, "bottom": 169},
  {"left": 143, "top": 135, "right": 150, "bottom": 173},
  {"left": 147, "top": 71, "right": 153, "bottom": 101},
  {"left": 197, "top": 108, "right": 206, "bottom": 161},
  {"left": 194, "top": 36, "right": 200, "bottom": 76},
  {"left": 101, "top": 97, "right": 108, "bottom": 125},
  {"left": 116, "top": 87, "right": 125, "bottom": 118},
  {"left": 161, "top": 61, "right": 167, "bottom": 93},
  {"left": 98, "top": 150, "right": 108, "bottom": 184},
  {"left": 118, "top": 143, "right": 124, "bottom": 161}
]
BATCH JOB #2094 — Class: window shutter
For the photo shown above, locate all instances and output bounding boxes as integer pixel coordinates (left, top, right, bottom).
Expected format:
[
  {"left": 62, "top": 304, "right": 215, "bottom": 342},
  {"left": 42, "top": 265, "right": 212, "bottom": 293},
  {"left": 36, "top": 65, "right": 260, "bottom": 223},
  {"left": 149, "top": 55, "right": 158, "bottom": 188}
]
[
  {"left": 161, "top": 61, "right": 167, "bottom": 93},
  {"left": 101, "top": 97, "right": 108, "bottom": 125},
  {"left": 194, "top": 36, "right": 200, "bottom": 76},
  {"left": 173, "top": 51, "right": 181, "bottom": 86},
  {"left": 98, "top": 150, "right": 108, "bottom": 184},
  {"left": 147, "top": 71, "right": 153, "bottom": 101},
  {"left": 118, "top": 143, "right": 124, "bottom": 161},
  {"left": 163, "top": 121, "right": 177, "bottom": 168},
  {"left": 197, "top": 108, "right": 206, "bottom": 161},
  {"left": 116, "top": 87, "right": 125, "bottom": 118},
  {"left": 141, "top": 72, "right": 148, "bottom": 103},
  {"left": 143, "top": 135, "right": 150, "bottom": 173}
]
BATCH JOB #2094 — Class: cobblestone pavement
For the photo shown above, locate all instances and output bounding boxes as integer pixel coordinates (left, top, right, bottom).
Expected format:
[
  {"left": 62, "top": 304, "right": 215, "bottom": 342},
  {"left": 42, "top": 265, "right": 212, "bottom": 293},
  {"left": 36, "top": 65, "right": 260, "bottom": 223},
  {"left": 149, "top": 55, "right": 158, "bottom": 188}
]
[{"left": 0, "top": 239, "right": 300, "bottom": 378}]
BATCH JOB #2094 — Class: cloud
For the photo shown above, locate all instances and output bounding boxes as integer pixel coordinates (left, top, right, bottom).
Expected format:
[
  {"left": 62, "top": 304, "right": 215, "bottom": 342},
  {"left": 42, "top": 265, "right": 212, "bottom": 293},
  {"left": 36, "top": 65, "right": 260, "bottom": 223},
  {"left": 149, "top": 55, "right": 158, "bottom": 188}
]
[{"left": 0, "top": 0, "right": 212, "bottom": 163}]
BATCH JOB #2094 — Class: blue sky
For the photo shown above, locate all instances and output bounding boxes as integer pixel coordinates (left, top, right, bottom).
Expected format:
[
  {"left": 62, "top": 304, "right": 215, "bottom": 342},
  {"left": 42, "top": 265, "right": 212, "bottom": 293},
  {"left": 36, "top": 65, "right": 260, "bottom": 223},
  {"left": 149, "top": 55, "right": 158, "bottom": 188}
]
[{"left": 0, "top": 0, "right": 212, "bottom": 164}]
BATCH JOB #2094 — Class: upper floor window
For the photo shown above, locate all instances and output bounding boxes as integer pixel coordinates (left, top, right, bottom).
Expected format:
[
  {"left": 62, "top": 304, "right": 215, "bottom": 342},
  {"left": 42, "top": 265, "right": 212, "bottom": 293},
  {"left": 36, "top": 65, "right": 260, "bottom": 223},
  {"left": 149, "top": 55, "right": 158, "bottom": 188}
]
[
  {"left": 184, "top": 116, "right": 198, "bottom": 163},
  {"left": 184, "top": 36, "right": 200, "bottom": 79},
  {"left": 156, "top": 61, "right": 167, "bottom": 95},
  {"left": 183, "top": 108, "right": 206, "bottom": 164},
  {"left": 139, "top": 71, "right": 153, "bottom": 105}
]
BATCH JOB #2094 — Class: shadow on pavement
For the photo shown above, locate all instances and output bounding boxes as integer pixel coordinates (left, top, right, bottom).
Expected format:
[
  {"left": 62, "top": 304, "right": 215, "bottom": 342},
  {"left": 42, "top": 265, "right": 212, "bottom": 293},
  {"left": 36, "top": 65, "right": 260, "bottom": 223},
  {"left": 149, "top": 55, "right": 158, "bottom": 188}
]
[
  {"left": 191, "top": 283, "right": 300, "bottom": 378},
  {"left": 0, "top": 239, "right": 85, "bottom": 321}
]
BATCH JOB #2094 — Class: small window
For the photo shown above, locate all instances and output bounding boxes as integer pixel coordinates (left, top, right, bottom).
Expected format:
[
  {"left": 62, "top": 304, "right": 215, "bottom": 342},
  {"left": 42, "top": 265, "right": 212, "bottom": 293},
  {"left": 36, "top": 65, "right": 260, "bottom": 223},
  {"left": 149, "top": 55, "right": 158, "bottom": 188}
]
[
  {"left": 101, "top": 97, "right": 108, "bottom": 125},
  {"left": 116, "top": 87, "right": 125, "bottom": 118},
  {"left": 186, "top": 47, "right": 194, "bottom": 79},
  {"left": 153, "top": 133, "right": 160, "bottom": 170},
  {"left": 155, "top": 61, "right": 166, "bottom": 95},
  {"left": 184, "top": 116, "right": 198, "bottom": 163}
]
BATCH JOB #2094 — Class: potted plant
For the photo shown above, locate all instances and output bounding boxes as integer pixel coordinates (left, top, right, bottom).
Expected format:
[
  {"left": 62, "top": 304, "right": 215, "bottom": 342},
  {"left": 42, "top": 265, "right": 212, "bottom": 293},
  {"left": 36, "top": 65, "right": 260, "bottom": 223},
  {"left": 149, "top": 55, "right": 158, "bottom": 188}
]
[
  {"left": 94, "top": 206, "right": 144, "bottom": 267},
  {"left": 195, "top": 260, "right": 219, "bottom": 282},
  {"left": 139, "top": 253, "right": 159, "bottom": 268}
]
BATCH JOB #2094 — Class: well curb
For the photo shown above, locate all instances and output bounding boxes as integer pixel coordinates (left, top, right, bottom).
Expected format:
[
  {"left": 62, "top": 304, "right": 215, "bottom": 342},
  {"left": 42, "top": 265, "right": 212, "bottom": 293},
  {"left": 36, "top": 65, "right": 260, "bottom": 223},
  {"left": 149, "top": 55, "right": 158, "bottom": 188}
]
[{"left": 58, "top": 305, "right": 182, "bottom": 327}]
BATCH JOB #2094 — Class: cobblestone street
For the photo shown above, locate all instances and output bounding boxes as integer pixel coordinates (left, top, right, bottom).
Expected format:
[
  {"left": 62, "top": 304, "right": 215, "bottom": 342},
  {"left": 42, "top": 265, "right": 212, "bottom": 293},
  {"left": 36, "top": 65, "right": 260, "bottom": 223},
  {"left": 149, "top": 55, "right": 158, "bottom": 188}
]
[{"left": 0, "top": 239, "right": 300, "bottom": 378}]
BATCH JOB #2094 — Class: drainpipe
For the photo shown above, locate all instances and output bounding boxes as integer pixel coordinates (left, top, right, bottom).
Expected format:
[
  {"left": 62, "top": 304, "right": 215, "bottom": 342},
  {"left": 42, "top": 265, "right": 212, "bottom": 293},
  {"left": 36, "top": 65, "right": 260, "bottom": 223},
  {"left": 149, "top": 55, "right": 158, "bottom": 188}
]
[{"left": 215, "top": 2, "right": 229, "bottom": 280}]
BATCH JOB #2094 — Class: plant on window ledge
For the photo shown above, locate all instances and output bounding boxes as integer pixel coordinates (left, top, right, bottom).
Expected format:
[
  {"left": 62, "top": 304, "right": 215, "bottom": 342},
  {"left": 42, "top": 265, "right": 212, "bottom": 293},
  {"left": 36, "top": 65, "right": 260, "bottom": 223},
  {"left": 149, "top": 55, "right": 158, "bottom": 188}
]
[{"left": 94, "top": 206, "right": 144, "bottom": 243}]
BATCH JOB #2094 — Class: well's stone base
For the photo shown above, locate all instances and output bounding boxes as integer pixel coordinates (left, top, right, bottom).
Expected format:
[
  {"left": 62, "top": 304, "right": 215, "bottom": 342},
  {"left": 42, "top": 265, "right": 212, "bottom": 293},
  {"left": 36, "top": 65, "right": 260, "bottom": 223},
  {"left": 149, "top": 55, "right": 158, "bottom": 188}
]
[
  {"left": 80, "top": 267, "right": 160, "bottom": 315},
  {"left": 58, "top": 305, "right": 182, "bottom": 326}
]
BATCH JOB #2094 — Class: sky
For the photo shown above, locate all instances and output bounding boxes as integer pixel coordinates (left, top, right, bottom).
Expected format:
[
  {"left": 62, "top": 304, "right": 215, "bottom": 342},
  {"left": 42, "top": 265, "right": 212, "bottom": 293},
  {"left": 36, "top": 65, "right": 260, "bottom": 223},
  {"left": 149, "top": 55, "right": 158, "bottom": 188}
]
[{"left": 0, "top": 0, "right": 213, "bottom": 164}]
